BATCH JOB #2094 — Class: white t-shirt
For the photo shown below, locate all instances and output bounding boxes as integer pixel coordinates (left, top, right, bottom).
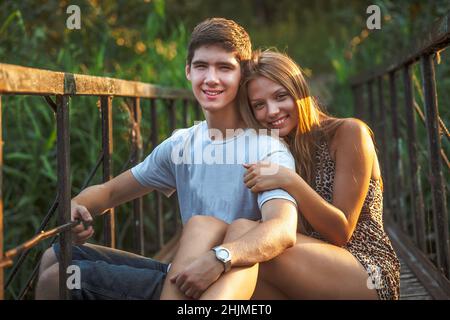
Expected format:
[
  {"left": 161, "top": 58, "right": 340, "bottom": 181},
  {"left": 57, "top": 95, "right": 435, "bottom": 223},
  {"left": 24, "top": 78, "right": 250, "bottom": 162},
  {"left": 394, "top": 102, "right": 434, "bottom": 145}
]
[{"left": 131, "top": 121, "right": 296, "bottom": 224}]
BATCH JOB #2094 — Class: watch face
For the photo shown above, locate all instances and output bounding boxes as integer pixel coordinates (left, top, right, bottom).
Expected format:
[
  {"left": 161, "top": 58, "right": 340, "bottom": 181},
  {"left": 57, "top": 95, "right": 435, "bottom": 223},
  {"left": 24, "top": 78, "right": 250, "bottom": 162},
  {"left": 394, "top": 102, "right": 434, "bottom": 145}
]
[{"left": 217, "top": 249, "right": 229, "bottom": 260}]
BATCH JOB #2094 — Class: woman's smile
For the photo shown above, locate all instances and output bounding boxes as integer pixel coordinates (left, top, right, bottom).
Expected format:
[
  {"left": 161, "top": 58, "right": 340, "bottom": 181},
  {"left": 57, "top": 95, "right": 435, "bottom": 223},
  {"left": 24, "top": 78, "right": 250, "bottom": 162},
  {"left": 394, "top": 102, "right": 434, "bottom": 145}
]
[{"left": 269, "top": 115, "right": 290, "bottom": 128}]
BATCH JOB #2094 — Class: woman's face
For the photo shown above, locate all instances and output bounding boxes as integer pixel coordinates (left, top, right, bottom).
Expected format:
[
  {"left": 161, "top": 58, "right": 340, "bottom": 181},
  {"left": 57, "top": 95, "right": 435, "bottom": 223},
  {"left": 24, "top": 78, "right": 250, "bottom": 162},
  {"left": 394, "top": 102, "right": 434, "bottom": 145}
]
[{"left": 247, "top": 76, "right": 299, "bottom": 137}]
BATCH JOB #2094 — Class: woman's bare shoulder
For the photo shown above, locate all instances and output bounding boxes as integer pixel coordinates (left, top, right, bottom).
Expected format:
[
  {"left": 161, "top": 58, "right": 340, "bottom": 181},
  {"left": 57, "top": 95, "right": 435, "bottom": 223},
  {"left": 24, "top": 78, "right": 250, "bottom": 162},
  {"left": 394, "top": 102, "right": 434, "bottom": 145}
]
[{"left": 329, "top": 118, "right": 375, "bottom": 159}]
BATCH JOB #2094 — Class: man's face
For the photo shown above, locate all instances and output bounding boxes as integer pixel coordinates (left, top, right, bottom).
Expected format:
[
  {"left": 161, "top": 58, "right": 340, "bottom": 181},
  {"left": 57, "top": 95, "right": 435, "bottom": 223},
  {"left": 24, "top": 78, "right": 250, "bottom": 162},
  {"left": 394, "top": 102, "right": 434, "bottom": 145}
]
[{"left": 186, "top": 45, "right": 241, "bottom": 114}]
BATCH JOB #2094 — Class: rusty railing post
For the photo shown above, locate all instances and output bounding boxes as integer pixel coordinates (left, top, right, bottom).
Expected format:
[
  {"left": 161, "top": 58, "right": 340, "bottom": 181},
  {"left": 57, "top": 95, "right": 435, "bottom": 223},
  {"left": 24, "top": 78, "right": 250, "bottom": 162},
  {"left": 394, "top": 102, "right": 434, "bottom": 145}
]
[
  {"left": 101, "top": 96, "right": 115, "bottom": 248},
  {"left": 194, "top": 102, "right": 202, "bottom": 124},
  {"left": 169, "top": 100, "right": 182, "bottom": 229},
  {"left": 389, "top": 72, "right": 403, "bottom": 227},
  {"left": 56, "top": 95, "right": 72, "bottom": 300},
  {"left": 182, "top": 99, "right": 189, "bottom": 128},
  {"left": 376, "top": 76, "right": 391, "bottom": 215},
  {"left": 131, "top": 97, "right": 144, "bottom": 255},
  {"left": 403, "top": 64, "right": 427, "bottom": 252},
  {"left": 421, "top": 54, "right": 449, "bottom": 278},
  {"left": 0, "top": 95, "right": 3, "bottom": 300},
  {"left": 150, "top": 99, "right": 164, "bottom": 249},
  {"left": 167, "top": 100, "right": 180, "bottom": 229},
  {"left": 168, "top": 99, "right": 176, "bottom": 134}
]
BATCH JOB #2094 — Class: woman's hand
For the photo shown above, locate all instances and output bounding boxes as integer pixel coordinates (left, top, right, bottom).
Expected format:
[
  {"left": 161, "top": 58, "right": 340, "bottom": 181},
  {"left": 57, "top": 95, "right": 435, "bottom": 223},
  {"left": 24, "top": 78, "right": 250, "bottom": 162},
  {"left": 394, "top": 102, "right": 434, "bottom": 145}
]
[{"left": 243, "top": 162, "right": 293, "bottom": 193}]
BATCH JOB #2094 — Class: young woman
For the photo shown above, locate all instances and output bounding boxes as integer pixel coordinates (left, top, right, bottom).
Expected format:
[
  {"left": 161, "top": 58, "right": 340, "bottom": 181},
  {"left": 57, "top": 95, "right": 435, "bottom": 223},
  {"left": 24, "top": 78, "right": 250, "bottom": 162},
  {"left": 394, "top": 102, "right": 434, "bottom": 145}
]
[{"left": 238, "top": 50, "right": 400, "bottom": 300}]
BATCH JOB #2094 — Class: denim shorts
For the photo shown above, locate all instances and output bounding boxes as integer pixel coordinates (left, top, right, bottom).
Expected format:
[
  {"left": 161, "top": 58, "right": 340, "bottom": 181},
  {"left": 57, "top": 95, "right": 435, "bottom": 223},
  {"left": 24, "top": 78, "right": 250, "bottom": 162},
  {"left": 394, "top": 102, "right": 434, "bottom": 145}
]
[{"left": 52, "top": 242, "right": 169, "bottom": 300}]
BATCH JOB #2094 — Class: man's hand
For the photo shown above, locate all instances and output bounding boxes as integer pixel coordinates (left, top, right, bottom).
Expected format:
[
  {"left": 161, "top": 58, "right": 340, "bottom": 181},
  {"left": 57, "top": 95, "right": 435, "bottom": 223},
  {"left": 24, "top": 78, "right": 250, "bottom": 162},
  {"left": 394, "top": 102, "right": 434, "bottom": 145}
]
[
  {"left": 71, "top": 201, "right": 94, "bottom": 245},
  {"left": 170, "top": 251, "right": 224, "bottom": 299}
]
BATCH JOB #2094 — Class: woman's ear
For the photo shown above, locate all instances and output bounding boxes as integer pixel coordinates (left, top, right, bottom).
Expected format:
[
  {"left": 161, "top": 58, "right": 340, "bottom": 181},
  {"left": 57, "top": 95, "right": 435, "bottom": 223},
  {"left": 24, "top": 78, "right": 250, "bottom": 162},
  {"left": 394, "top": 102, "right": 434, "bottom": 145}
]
[{"left": 185, "top": 64, "right": 191, "bottom": 81}]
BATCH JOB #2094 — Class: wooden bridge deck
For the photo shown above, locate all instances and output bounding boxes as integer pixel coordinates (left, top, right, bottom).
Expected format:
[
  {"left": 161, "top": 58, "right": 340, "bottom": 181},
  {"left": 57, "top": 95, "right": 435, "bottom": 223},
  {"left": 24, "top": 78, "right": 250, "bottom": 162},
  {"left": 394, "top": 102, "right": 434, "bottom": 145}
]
[{"left": 387, "top": 221, "right": 450, "bottom": 300}]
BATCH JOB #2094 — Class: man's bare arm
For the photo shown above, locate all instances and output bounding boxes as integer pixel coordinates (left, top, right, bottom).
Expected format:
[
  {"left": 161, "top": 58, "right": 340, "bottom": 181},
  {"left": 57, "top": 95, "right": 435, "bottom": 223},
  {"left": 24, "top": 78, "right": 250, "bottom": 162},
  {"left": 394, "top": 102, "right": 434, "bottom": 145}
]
[
  {"left": 72, "top": 169, "right": 153, "bottom": 217},
  {"left": 221, "top": 199, "right": 298, "bottom": 267},
  {"left": 70, "top": 170, "right": 153, "bottom": 244}
]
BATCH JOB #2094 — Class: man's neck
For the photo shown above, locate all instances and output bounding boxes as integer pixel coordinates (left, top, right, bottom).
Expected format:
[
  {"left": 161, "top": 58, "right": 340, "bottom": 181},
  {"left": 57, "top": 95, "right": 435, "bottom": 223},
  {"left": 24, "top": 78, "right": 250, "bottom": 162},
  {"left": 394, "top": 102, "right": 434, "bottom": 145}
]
[{"left": 203, "top": 104, "right": 246, "bottom": 140}]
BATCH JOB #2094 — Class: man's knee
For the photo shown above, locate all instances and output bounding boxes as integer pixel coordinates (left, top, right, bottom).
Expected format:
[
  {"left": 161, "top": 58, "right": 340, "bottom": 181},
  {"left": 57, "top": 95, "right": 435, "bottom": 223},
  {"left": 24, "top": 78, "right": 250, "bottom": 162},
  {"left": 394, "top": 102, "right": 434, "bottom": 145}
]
[
  {"left": 184, "top": 215, "right": 228, "bottom": 236},
  {"left": 39, "top": 247, "right": 58, "bottom": 275},
  {"left": 171, "top": 216, "right": 228, "bottom": 272},
  {"left": 224, "top": 218, "right": 259, "bottom": 241},
  {"left": 36, "top": 263, "right": 60, "bottom": 300},
  {"left": 39, "top": 262, "right": 60, "bottom": 284}
]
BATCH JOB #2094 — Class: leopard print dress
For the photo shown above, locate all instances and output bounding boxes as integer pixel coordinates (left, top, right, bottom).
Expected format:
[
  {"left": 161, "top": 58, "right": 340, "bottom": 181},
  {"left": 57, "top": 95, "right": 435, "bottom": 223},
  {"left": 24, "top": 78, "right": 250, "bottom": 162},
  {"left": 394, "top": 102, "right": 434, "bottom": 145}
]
[{"left": 305, "top": 140, "right": 401, "bottom": 300}]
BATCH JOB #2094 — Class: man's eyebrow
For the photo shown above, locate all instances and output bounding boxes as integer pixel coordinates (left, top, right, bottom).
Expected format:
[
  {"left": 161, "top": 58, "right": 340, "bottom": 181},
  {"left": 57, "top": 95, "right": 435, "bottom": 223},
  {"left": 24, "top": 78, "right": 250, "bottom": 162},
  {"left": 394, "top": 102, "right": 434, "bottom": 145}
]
[
  {"left": 191, "top": 60, "right": 237, "bottom": 67},
  {"left": 191, "top": 60, "right": 208, "bottom": 65},
  {"left": 216, "top": 61, "right": 236, "bottom": 67}
]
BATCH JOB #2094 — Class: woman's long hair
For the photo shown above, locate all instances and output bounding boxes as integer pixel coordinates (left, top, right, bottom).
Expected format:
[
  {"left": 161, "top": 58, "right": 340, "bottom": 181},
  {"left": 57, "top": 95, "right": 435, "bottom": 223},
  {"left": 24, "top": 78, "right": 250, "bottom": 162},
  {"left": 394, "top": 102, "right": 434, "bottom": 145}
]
[{"left": 239, "top": 50, "right": 345, "bottom": 186}]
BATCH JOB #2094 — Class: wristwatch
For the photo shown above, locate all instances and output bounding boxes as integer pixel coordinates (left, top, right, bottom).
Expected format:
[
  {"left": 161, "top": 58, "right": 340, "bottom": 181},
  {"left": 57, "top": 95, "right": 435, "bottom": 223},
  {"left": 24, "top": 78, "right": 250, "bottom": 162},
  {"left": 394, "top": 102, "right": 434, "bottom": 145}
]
[{"left": 212, "top": 246, "right": 232, "bottom": 273}]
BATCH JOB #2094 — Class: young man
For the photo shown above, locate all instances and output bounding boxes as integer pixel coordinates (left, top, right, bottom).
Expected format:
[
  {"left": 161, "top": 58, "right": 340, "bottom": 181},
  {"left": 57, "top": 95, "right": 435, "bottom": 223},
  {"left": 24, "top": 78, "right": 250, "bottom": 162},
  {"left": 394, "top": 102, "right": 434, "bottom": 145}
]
[{"left": 35, "top": 18, "right": 298, "bottom": 300}]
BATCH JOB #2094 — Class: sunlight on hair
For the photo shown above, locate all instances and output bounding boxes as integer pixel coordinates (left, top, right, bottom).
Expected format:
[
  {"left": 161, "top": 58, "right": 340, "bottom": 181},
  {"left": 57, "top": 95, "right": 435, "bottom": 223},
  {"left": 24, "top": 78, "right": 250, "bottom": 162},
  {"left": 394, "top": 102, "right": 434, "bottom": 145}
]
[{"left": 295, "top": 96, "right": 320, "bottom": 134}]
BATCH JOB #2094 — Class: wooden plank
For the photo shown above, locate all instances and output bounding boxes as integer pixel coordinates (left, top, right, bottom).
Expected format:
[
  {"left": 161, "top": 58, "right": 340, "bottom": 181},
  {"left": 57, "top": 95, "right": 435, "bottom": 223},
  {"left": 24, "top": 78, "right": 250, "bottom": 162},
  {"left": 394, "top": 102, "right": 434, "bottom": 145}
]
[
  {"left": 401, "top": 284, "right": 429, "bottom": 296},
  {"left": 401, "top": 280, "right": 429, "bottom": 293},
  {"left": 0, "top": 63, "right": 193, "bottom": 99},
  {"left": 401, "top": 294, "right": 433, "bottom": 300},
  {"left": 400, "top": 273, "right": 417, "bottom": 281}
]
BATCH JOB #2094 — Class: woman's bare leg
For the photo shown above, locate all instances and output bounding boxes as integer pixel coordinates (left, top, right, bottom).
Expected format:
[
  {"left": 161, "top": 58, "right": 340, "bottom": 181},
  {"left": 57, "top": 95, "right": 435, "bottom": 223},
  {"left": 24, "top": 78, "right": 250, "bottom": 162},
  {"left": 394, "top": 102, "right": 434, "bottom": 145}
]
[
  {"left": 254, "top": 233, "right": 379, "bottom": 300},
  {"left": 160, "top": 215, "right": 228, "bottom": 299},
  {"left": 200, "top": 219, "right": 260, "bottom": 300},
  {"left": 251, "top": 279, "right": 289, "bottom": 300}
]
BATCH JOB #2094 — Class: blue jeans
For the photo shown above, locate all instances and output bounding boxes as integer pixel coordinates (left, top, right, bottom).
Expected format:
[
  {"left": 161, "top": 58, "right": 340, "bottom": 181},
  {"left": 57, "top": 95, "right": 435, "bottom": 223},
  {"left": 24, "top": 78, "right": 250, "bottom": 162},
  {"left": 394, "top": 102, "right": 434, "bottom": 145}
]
[{"left": 52, "top": 242, "right": 169, "bottom": 300}]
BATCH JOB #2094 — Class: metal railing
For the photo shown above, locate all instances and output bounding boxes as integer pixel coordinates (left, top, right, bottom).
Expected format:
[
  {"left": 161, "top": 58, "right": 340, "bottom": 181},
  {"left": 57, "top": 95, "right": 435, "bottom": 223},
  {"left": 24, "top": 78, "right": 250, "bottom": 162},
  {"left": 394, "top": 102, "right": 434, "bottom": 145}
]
[
  {"left": 0, "top": 63, "right": 198, "bottom": 299},
  {"left": 350, "top": 13, "right": 450, "bottom": 298}
]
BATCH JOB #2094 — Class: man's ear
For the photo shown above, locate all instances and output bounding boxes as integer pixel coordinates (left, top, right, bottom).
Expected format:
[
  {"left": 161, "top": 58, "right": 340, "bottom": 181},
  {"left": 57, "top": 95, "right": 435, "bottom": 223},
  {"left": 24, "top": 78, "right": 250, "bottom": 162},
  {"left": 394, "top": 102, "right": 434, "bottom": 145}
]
[{"left": 185, "top": 64, "right": 191, "bottom": 81}]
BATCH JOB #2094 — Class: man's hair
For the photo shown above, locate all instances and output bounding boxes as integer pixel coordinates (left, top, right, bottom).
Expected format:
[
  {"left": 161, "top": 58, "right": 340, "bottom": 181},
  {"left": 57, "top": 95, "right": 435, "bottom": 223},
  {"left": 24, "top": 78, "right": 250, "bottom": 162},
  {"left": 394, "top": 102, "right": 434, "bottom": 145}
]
[{"left": 186, "top": 18, "right": 252, "bottom": 65}]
